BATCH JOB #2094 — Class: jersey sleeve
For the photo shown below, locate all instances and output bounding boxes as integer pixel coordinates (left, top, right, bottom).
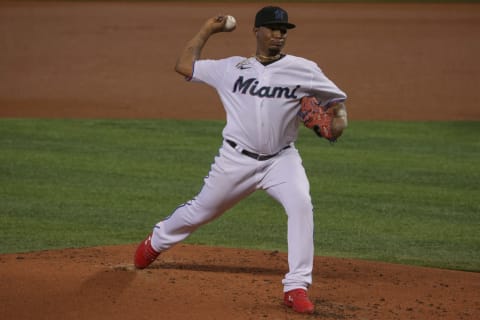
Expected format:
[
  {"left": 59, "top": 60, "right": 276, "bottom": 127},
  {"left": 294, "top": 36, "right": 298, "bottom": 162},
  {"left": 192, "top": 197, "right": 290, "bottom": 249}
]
[
  {"left": 190, "top": 59, "right": 228, "bottom": 88},
  {"left": 309, "top": 63, "right": 347, "bottom": 107}
]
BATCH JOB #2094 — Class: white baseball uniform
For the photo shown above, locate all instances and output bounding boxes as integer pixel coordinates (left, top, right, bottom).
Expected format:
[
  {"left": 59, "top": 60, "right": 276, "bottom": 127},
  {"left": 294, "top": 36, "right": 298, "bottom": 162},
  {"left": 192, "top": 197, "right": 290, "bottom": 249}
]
[{"left": 151, "top": 54, "right": 346, "bottom": 291}]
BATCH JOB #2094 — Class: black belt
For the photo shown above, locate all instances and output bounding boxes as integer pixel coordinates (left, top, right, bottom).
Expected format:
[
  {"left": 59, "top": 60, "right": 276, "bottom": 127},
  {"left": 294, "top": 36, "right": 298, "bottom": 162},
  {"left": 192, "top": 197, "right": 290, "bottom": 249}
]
[{"left": 226, "top": 140, "right": 290, "bottom": 161}]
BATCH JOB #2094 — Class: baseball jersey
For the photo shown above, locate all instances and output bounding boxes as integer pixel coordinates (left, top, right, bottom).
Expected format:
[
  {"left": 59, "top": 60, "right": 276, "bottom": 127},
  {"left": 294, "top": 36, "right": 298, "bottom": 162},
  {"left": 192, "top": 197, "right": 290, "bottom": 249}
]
[{"left": 190, "top": 55, "right": 347, "bottom": 155}]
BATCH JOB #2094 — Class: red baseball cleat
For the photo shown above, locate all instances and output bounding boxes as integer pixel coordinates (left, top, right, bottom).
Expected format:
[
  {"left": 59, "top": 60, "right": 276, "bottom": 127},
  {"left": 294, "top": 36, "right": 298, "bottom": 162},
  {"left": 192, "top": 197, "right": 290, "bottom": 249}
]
[
  {"left": 284, "top": 288, "right": 315, "bottom": 314},
  {"left": 134, "top": 234, "right": 160, "bottom": 269}
]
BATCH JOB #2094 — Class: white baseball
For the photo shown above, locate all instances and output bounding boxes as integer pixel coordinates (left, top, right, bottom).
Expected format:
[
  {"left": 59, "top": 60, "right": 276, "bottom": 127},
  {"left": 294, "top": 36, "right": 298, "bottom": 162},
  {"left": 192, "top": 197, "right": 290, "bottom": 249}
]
[{"left": 224, "top": 15, "right": 236, "bottom": 31}]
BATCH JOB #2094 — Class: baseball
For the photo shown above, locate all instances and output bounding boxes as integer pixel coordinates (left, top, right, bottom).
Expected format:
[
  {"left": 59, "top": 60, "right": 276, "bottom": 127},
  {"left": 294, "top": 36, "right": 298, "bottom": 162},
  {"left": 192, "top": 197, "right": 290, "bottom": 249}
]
[{"left": 224, "top": 15, "right": 236, "bottom": 31}]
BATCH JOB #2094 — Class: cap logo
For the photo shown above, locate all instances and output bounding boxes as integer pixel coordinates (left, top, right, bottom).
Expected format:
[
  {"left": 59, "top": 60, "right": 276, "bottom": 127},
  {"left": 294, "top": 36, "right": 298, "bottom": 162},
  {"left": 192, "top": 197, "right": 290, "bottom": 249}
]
[{"left": 274, "top": 9, "right": 285, "bottom": 21}]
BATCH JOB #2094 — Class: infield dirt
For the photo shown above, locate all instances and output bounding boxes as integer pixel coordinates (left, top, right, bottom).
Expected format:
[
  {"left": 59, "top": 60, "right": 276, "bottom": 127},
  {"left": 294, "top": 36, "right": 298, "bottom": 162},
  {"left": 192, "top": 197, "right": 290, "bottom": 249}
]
[{"left": 1, "top": 2, "right": 479, "bottom": 319}]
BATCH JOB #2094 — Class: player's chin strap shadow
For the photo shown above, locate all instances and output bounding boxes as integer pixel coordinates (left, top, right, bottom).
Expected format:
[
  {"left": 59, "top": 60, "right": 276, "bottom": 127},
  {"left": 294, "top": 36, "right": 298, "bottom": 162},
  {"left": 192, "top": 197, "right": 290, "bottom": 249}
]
[{"left": 150, "top": 262, "right": 286, "bottom": 275}]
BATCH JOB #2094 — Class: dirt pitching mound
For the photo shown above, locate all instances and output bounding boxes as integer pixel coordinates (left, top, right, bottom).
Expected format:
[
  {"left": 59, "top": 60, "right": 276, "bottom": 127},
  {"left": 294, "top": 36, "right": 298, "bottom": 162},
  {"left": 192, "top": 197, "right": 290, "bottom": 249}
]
[{"left": 1, "top": 244, "right": 479, "bottom": 320}]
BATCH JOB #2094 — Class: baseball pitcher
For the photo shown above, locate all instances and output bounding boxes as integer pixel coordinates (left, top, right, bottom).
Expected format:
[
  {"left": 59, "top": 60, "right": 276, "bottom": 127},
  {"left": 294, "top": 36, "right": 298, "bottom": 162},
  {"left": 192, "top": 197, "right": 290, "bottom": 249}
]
[{"left": 134, "top": 6, "right": 348, "bottom": 314}]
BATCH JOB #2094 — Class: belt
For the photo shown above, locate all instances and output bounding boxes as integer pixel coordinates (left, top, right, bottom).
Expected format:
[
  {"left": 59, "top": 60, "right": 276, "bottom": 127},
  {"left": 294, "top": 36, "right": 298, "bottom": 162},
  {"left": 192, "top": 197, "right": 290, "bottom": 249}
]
[{"left": 226, "top": 139, "right": 290, "bottom": 161}]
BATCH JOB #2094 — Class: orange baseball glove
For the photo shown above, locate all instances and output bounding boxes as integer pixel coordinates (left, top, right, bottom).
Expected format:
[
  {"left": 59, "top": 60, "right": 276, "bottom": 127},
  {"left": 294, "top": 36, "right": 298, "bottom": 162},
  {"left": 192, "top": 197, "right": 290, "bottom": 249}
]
[{"left": 298, "top": 96, "right": 348, "bottom": 142}]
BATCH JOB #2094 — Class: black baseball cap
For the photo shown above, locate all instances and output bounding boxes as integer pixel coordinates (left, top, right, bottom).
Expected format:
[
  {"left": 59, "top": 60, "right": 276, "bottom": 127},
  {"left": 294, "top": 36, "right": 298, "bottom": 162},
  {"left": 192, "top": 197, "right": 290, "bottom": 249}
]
[{"left": 254, "top": 6, "right": 296, "bottom": 29}]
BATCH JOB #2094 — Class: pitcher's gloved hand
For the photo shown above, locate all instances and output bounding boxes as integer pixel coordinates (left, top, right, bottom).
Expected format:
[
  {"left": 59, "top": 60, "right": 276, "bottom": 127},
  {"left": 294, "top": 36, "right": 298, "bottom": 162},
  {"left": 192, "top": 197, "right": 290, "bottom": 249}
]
[{"left": 298, "top": 96, "right": 348, "bottom": 142}]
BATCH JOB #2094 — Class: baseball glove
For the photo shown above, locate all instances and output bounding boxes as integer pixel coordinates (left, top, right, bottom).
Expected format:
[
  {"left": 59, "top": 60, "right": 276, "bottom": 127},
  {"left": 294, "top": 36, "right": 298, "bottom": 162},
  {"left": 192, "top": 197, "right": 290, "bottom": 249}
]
[{"left": 298, "top": 96, "right": 348, "bottom": 142}]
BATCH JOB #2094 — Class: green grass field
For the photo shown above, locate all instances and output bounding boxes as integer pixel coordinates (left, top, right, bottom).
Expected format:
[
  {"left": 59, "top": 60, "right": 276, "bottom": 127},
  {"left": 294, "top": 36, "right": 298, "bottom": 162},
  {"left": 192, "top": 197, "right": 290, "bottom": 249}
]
[{"left": 0, "top": 119, "right": 479, "bottom": 271}]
